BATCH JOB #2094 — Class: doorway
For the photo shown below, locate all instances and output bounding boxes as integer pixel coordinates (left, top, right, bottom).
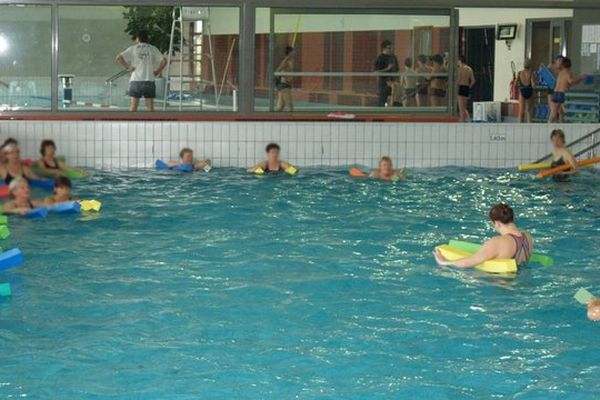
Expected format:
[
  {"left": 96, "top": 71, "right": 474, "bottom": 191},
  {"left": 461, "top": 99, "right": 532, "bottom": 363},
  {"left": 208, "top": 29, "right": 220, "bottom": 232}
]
[
  {"left": 526, "top": 18, "right": 571, "bottom": 70},
  {"left": 459, "top": 26, "right": 495, "bottom": 103}
]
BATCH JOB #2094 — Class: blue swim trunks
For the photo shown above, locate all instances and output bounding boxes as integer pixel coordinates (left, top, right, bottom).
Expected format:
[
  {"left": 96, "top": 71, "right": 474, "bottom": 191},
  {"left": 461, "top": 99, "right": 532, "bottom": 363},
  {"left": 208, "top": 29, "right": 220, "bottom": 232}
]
[{"left": 551, "top": 91, "right": 566, "bottom": 104}]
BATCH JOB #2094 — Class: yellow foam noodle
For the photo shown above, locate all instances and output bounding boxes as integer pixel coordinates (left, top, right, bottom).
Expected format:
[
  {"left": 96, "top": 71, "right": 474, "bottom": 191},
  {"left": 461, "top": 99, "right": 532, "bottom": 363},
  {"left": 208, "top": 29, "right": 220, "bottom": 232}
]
[
  {"left": 89, "top": 200, "right": 102, "bottom": 212},
  {"left": 518, "top": 162, "right": 551, "bottom": 171},
  {"left": 436, "top": 245, "right": 518, "bottom": 274},
  {"left": 285, "top": 166, "right": 297, "bottom": 176},
  {"left": 254, "top": 167, "right": 265, "bottom": 175},
  {"left": 79, "top": 200, "right": 102, "bottom": 212}
]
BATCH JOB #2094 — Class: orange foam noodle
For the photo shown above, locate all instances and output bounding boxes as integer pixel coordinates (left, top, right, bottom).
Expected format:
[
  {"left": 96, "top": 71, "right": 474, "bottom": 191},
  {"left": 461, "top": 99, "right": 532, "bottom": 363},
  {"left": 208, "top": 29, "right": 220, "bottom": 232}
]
[
  {"left": 536, "top": 156, "right": 600, "bottom": 179},
  {"left": 350, "top": 168, "right": 368, "bottom": 177}
]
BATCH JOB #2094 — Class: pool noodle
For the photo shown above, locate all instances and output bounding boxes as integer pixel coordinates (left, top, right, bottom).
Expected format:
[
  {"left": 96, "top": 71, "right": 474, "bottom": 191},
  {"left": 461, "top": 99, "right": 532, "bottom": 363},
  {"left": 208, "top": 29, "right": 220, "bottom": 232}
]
[
  {"left": 0, "top": 248, "right": 24, "bottom": 272},
  {"left": 436, "top": 244, "right": 517, "bottom": 274},
  {"left": 536, "top": 156, "right": 600, "bottom": 179},
  {"left": 0, "top": 283, "right": 11, "bottom": 297},
  {"left": 0, "top": 215, "right": 8, "bottom": 225},
  {"left": 0, "top": 225, "right": 9, "bottom": 240},
  {"left": 29, "top": 179, "right": 55, "bottom": 190},
  {"left": 26, "top": 208, "right": 49, "bottom": 219},
  {"left": 518, "top": 162, "right": 551, "bottom": 171},
  {"left": 449, "top": 240, "right": 553, "bottom": 267},
  {"left": 350, "top": 168, "right": 368, "bottom": 177},
  {"left": 574, "top": 288, "right": 594, "bottom": 305}
]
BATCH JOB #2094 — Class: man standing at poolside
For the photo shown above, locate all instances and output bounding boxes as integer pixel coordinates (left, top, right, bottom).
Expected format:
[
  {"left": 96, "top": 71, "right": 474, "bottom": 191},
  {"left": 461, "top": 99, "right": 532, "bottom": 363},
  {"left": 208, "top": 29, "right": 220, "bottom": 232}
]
[
  {"left": 116, "top": 30, "right": 167, "bottom": 112},
  {"left": 374, "top": 40, "right": 399, "bottom": 107},
  {"left": 457, "top": 55, "right": 476, "bottom": 122}
]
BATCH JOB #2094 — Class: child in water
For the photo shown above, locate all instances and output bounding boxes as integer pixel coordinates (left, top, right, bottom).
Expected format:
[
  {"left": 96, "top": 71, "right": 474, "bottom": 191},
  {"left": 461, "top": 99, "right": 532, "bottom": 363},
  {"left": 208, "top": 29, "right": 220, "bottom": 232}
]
[
  {"left": 2, "top": 178, "right": 43, "bottom": 215},
  {"left": 370, "top": 157, "right": 405, "bottom": 181},
  {"left": 172, "top": 148, "right": 211, "bottom": 171},
  {"left": 549, "top": 129, "right": 578, "bottom": 181},
  {"left": 44, "top": 176, "right": 75, "bottom": 205},
  {"left": 587, "top": 298, "right": 600, "bottom": 321}
]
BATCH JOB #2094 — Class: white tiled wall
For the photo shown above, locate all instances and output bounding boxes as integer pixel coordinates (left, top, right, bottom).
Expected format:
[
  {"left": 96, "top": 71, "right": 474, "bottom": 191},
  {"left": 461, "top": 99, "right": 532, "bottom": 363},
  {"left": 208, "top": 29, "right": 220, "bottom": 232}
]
[{"left": 0, "top": 121, "right": 598, "bottom": 169}]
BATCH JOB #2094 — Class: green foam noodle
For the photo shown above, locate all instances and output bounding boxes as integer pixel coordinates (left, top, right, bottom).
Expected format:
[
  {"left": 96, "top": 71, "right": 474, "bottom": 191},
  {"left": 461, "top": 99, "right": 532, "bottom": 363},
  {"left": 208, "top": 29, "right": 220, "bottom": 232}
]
[
  {"left": 574, "top": 288, "right": 594, "bottom": 305},
  {"left": 0, "top": 282, "right": 11, "bottom": 297},
  {"left": 0, "top": 225, "right": 9, "bottom": 240},
  {"left": 63, "top": 169, "right": 88, "bottom": 179}
]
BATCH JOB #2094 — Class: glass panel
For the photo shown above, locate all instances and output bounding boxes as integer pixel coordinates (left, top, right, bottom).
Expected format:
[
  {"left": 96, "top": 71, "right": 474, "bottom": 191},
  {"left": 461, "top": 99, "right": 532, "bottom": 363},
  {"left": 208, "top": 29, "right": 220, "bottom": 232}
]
[
  {"left": 0, "top": 5, "right": 51, "bottom": 111},
  {"left": 58, "top": 5, "right": 239, "bottom": 112},
  {"left": 255, "top": 11, "right": 450, "bottom": 113}
]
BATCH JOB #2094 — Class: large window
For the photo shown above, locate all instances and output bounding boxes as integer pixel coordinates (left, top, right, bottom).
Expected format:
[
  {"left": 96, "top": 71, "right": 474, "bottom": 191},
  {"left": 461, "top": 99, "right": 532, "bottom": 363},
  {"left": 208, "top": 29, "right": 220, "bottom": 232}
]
[
  {"left": 57, "top": 5, "right": 239, "bottom": 112},
  {"left": 0, "top": 5, "right": 51, "bottom": 111},
  {"left": 255, "top": 9, "right": 451, "bottom": 113}
]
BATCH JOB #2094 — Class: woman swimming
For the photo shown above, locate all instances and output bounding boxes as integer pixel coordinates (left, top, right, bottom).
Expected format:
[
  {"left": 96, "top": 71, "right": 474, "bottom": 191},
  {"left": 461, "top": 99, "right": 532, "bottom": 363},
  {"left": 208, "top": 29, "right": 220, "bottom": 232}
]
[
  {"left": 35, "top": 140, "right": 83, "bottom": 177},
  {"left": 44, "top": 176, "right": 75, "bottom": 205},
  {"left": 2, "top": 178, "right": 43, "bottom": 215},
  {"left": 549, "top": 129, "right": 578, "bottom": 181},
  {"left": 433, "top": 203, "right": 533, "bottom": 269},
  {"left": 369, "top": 157, "right": 405, "bottom": 181},
  {"left": 0, "top": 144, "right": 40, "bottom": 184},
  {"left": 248, "top": 143, "right": 296, "bottom": 174},
  {"left": 172, "top": 148, "right": 211, "bottom": 171}
]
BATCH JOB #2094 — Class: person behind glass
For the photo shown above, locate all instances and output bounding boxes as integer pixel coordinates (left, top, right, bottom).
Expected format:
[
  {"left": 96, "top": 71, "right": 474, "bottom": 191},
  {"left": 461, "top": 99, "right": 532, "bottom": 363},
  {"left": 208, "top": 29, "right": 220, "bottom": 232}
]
[
  {"left": 116, "top": 30, "right": 167, "bottom": 112},
  {"left": 274, "top": 46, "right": 295, "bottom": 112},
  {"left": 429, "top": 54, "right": 447, "bottom": 107},
  {"left": 456, "top": 55, "right": 476, "bottom": 122},
  {"left": 401, "top": 58, "right": 417, "bottom": 107},
  {"left": 549, "top": 57, "right": 584, "bottom": 123},
  {"left": 547, "top": 55, "right": 564, "bottom": 122},
  {"left": 517, "top": 59, "right": 536, "bottom": 123},
  {"left": 374, "top": 40, "right": 399, "bottom": 107},
  {"left": 415, "top": 55, "right": 430, "bottom": 107}
]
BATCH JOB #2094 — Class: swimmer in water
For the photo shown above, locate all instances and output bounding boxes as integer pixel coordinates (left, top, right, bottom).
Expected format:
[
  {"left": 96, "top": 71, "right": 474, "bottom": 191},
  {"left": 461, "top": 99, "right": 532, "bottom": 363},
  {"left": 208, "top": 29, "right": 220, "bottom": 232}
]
[
  {"left": 36, "top": 139, "right": 84, "bottom": 177},
  {"left": 248, "top": 142, "right": 296, "bottom": 174},
  {"left": 369, "top": 157, "right": 405, "bottom": 181},
  {"left": 587, "top": 297, "right": 600, "bottom": 321},
  {"left": 549, "top": 129, "right": 578, "bottom": 181},
  {"left": 434, "top": 203, "right": 533, "bottom": 268},
  {"left": 170, "top": 148, "right": 211, "bottom": 171},
  {"left": 0, "top": 143, "right": 40, "bottom": 185},
  {"left": 2, "top": 178, "right": 43, "bottom": 215},
  {"left": 0, "top": 137, "right": 18, "bottom": 164},
  {"left": 44, "top": 176, "right": 76, "bottom": 205}
]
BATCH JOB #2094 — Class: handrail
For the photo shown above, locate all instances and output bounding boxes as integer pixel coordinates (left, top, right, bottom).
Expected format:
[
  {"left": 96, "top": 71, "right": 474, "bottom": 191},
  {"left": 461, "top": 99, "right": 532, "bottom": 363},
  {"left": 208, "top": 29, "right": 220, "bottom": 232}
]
[
  {"left": 105, "top": 69, "right": 129, "bottom": 85},
  {"left": 533, "top": 127, "right": 600, "bottom": 163},
  {"left": 273, "top": 71, "right": 448, "bottom": 78},
  {"left": 574, "top": 140, "right": 600, "bottom": 158}
]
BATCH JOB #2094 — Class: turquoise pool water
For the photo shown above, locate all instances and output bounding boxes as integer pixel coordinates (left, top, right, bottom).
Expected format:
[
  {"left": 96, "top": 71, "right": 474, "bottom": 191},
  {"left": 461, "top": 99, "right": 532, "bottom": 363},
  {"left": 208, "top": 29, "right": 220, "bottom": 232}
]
[{"left": 1, "top": 167, "right": 599, "bottom": 399}]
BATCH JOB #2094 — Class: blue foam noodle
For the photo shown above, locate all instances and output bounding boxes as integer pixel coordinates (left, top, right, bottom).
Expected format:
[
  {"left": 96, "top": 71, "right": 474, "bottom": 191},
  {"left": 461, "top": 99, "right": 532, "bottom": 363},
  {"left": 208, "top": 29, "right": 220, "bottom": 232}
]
[{"left": 0, "top": 248, "right": 24, "bottom": 272}]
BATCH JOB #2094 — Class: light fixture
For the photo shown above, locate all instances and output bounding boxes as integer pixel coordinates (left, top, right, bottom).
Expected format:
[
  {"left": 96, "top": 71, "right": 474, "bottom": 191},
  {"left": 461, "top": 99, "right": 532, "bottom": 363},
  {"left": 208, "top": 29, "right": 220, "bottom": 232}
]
[{"left": 0, "top": 35, "right": 8, "bottom": 53}]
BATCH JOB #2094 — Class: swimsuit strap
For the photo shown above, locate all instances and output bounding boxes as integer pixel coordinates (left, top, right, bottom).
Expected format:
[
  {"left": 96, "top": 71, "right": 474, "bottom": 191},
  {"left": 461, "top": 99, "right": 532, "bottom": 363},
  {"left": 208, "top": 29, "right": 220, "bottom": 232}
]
[{"left": 509, "top": 233, "right": 531, "bottom": 264}]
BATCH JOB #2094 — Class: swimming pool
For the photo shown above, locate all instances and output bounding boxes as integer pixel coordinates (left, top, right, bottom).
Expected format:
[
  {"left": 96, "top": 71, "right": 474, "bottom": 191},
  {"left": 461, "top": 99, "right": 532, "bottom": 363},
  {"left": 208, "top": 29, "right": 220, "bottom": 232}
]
[{"left": 1, "top": 167, "right": 599, "bottom": 399}]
